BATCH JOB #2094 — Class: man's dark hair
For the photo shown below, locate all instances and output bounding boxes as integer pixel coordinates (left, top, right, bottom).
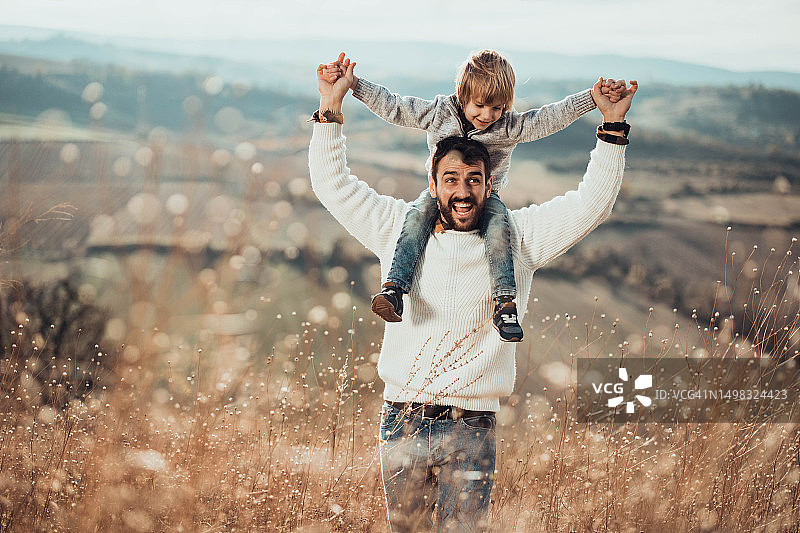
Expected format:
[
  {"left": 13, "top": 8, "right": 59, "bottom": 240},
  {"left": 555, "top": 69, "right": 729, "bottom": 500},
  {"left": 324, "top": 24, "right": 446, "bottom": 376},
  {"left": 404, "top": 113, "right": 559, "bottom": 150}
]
[{"left": 430, "top": 136, "right": 491, "bottom": 183}]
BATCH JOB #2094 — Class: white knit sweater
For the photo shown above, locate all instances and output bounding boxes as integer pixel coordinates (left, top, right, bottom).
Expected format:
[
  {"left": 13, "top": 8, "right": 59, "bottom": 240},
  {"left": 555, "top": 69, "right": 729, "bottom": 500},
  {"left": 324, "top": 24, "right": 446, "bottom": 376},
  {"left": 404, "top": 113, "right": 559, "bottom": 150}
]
[{"left": 308, "top": 124, "right": 626, "bottom": 411}]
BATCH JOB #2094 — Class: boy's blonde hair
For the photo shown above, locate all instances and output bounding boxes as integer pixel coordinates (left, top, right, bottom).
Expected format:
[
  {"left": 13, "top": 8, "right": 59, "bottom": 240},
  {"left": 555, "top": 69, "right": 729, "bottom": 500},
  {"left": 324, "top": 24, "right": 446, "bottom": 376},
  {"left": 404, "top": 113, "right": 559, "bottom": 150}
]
[{"left": 456, "top": 50, "right": 515, "bottom": 110}]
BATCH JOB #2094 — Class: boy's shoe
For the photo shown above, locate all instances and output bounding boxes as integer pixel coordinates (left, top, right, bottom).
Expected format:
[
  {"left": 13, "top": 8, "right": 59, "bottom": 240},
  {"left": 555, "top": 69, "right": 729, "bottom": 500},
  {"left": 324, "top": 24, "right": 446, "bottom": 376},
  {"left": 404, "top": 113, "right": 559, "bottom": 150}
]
[
  {"left": 371, "top": 283, "right": 404, "bottom": 322},
  {"left": 493, "top": 297, "right": 523, "bottom": 342}
]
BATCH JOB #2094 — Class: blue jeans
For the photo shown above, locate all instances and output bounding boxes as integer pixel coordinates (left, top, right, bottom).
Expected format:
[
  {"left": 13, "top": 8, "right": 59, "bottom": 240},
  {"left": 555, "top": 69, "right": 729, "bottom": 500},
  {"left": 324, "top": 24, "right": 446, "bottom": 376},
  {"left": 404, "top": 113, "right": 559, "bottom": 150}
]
[
  {"left": 378, "top": 402, "right": 496, "bottom": 532},
  {"left": 387, "top": 189, "right": 516, "bottom": 300}
]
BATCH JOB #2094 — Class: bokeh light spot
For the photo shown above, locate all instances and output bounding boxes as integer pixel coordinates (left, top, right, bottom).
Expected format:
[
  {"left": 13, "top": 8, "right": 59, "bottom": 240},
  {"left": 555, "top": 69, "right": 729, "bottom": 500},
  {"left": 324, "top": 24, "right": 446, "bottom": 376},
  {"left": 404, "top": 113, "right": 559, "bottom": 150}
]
[
  {"left": 59, "top": 143, "right": 80, "bottom": 164},
  {"left": 211, "top": 149, "right": 232, "bottom": 168},
  {"left": 272, "top": 200, "right": 293, "bottom": 219},
  {"left": 165, "top": 194, "right": 189, "bottom": 216},
  {"left": 183, "top": 95, "right": 203, "bottom": 116},
  {"left": 89, "top": 102, "right": 107, "bottom": 121},
  {"left": 205, "top": 195, "right": 232, "bottom": 222},
  {"left": 331, "top": 292, "right": 352, "bottom": 311},
  {"left": 202, "top": 75, "right": 224, "bottom": 95},
  {"left": 112, "top": 156, "right": 132, "bottom": 177},
  {"left": 327, "top": 266, "right": 348, "bottom": 284},
  {"left": 81, "top": 81, "right": 104, "bottom": 103},
  {"left": 214, "top": 106, "right": 244, "bottom": 134},
  {"left": 235, "top": 142, "right": 257, "bottom": 161},
  {"left": 135, "top": 146, "right": 154, "bottom": 167},
  {"left": 307, "top": 306, "right": 329, "bottom": 325},
  {"left": 127, "top": 193, "right": 163, "bottom": 225}
]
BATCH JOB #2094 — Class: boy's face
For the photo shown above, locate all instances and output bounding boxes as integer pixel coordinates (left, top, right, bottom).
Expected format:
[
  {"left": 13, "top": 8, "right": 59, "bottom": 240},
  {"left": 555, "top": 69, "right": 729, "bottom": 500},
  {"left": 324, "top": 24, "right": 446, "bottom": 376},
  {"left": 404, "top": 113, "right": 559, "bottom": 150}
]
[{"left": 463, "top": 98, "right": 504, "bottom": 130}]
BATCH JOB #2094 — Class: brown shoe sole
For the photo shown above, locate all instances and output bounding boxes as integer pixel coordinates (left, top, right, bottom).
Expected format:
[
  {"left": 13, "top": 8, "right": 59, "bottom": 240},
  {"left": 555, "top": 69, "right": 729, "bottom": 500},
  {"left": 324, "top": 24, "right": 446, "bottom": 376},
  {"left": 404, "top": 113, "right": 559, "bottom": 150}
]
[{"left": 371, "top": 295, "right": 402, "bottom": 322}]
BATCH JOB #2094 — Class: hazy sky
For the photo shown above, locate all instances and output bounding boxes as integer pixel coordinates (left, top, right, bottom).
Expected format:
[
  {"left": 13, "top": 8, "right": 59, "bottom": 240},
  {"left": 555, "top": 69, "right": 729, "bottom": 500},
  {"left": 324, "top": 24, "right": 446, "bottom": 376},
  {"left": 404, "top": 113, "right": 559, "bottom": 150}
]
[{"left": 4, "top": 0, "right": 800, "bottom": 73}]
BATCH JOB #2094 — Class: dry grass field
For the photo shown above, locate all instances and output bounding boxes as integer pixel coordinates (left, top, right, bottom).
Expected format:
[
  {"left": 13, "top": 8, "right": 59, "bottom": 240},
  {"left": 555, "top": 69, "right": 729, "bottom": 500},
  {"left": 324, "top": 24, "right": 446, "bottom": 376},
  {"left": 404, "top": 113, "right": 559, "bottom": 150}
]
[
  {"left": 1, "top": 229, "right": 800, "bottom": 532},
  {"left": 2, "top": 68, "right": 800, "bottom": 531}
]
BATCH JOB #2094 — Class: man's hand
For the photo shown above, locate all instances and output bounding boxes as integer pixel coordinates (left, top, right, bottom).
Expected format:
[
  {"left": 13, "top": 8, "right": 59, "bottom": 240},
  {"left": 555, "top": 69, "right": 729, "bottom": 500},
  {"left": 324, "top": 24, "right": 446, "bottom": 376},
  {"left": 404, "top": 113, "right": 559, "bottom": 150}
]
[
  {"left": 317, "top": 52, "right": 356, "bottom": 114},
  {"left": 592, "top": 77, "right": 638, "bottom": 123}
]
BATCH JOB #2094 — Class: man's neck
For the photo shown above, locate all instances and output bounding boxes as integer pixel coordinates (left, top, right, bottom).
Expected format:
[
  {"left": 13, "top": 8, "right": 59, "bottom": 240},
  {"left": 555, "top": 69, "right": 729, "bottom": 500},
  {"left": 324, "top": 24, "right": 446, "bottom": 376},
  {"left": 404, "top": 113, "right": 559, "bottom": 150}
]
[{"left": 434, "top": 214, "right": 451, "bottom": 234}]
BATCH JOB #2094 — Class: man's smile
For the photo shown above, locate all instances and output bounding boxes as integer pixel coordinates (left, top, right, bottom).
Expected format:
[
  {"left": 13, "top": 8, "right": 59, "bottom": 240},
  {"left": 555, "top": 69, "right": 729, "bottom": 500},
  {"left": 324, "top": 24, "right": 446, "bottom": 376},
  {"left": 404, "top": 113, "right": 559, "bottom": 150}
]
[
  {"left": 451, "top": 200, "right": 474, "bottom": 215},
  {"left": 439, "top": 196, "right": 482, "bottom": 231}
]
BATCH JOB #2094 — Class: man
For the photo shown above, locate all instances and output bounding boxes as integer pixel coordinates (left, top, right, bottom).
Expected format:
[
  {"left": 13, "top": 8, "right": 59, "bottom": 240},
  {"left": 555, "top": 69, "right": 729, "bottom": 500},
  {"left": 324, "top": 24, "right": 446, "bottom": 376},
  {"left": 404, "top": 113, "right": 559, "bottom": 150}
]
[{"left": 309, "top": 54, "right": 636, "bottom": 532}]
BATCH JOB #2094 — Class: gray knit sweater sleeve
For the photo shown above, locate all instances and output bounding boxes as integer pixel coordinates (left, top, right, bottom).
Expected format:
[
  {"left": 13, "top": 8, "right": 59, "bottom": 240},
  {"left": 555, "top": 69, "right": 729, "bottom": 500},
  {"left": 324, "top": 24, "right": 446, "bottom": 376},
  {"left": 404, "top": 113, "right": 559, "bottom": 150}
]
[
  {"left": 503, "top": 89, "right": 596, "bottom": 141},
  {"left": 352, "top": 77, "right": 445, "bottom": 130}
]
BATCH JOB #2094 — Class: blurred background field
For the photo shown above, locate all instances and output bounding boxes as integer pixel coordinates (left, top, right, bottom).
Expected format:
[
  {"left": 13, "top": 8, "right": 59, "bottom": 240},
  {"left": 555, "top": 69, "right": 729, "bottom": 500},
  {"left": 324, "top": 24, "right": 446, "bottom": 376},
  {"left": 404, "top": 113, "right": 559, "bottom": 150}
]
[{"left": 1, "top": 26, "right": 800, "bottom": 532}]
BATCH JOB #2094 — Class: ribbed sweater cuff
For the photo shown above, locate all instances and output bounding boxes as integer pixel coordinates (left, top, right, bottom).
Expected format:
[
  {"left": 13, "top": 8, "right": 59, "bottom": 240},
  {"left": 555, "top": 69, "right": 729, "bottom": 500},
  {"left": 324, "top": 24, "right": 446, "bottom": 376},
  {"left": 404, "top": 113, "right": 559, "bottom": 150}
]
[
  {"left": 593, "top": 137, "right": 626, "bottom": 166},
  {"left": 575, "top": 88, "right": 598, "bottom": 115},
  {"left": 352, "top": 78, "right": 377, "bottom": 103},
  {"left": 311, "top": 122, "right": 343, "bottom": 143}
]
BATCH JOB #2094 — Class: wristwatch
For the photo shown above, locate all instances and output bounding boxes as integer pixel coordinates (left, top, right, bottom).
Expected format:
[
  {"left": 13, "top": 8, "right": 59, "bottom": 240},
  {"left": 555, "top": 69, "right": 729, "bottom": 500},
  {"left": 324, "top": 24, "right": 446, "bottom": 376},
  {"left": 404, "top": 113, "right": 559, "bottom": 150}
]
[
  {"left": 597, "top": 121, "right": 630, "bottom": 145},
  {"left": 600, "top": 121, "right": 630, "bottom": 136},
  {"left": 308, "top": 109, "right": 343, "bottom": 124}
]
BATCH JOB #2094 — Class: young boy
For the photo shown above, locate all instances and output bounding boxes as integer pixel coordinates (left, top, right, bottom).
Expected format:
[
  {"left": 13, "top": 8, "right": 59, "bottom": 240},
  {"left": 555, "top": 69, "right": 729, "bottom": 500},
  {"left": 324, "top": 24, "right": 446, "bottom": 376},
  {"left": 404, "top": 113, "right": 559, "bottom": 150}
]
[{"left": 324, "top": 51, "right": 621, "bottom": 342}]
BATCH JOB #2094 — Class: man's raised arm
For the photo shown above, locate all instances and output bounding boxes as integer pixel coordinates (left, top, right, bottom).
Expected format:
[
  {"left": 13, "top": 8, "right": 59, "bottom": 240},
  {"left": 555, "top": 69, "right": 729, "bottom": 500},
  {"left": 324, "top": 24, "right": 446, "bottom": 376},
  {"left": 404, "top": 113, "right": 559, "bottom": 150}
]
[
  {"left": 514, "top": 79, "right": 638, "bottom": 270},
  {"left": 308, "top": 54, "right": 409, "bottom": 258}
]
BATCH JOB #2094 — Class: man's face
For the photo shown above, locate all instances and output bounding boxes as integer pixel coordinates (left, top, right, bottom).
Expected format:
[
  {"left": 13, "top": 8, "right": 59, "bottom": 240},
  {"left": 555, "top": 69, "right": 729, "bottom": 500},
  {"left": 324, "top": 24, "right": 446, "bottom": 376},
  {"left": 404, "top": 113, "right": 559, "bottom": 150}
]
[
  {"left": 428, "top": 150, "right": 492, "bottom": 231},
  {"left": 462, "top": 98, "right": 504, "bottom": 130}
]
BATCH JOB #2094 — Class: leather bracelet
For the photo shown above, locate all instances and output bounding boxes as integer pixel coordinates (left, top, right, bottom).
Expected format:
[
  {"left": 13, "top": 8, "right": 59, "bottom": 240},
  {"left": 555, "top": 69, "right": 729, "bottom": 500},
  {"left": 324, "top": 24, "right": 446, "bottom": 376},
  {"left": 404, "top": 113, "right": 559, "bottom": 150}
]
[
  {"left": 600, "top": 121, "right": 630, "bottom": 136},
  {"left": 307, "top": 109, "right": 343, "bottom": 124},
  {"left": 597, "top": 131, "right": 629, "bottom": 145}
]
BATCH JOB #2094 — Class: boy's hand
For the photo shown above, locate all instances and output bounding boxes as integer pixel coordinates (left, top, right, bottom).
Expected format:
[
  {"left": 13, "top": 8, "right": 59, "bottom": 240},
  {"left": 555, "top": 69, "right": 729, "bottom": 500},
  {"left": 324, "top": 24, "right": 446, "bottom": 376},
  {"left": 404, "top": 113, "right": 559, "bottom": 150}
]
[
  {"left": 317, "top": 52, "right": 357, "bottom": 113},
  {"left": 322, "top": 52, "right": 359, "bottom": 90},
  {"left": 323, "top": 62, "right": 342, "bottom": 83},
  {"left": 321, "top": 52, "right": 345, "bottom": 83},
  {"left": 592, "top": 77, "right": 638, "bottom": 123},
  {"left": 600, "top": 78, "right": 623, "bottom": 104}
]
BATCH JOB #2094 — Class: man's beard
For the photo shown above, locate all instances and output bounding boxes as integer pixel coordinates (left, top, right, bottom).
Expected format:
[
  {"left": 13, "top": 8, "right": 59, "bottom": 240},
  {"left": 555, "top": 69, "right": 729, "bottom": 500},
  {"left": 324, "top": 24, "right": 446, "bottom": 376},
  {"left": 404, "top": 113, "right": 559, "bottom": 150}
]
[{"left": 436, "top": 195, "right": 484, "bottom": 231}]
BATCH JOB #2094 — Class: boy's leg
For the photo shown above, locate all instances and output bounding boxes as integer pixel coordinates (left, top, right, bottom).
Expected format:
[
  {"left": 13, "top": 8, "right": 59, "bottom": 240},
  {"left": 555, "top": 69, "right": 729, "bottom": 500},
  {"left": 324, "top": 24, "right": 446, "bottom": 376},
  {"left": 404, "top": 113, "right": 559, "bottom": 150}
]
[
  {"left": 481, "top": 192, "right": 516, "bottom": 300},
  {"left": 372, "top": 190, "right": 438, "bottom": 322},
  {"left": 480, "top": 192, "right": 523, "bottom": 342},
  {"left": 387, "top": 189, "right": 438, "bottom": 293}
]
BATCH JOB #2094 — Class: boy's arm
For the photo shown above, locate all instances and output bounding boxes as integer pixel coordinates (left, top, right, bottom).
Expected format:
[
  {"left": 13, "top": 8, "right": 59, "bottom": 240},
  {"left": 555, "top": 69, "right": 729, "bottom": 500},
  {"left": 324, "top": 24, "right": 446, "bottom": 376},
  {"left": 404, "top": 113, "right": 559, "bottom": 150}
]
[
  {"left": 505, "top": 88, "right": 597, "bottom": 142},
  {"left": 351, "top": 77, "right": 444, "bottom": 130},
  {"left": 513, "top": 79, "right": 636, "bottom": 269}
]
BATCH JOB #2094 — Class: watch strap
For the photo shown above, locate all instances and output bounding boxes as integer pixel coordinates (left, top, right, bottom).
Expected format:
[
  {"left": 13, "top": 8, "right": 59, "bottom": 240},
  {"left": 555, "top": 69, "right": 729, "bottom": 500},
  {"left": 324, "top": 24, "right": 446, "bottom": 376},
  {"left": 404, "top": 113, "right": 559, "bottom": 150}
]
[
  {"left": 596, "top": 130, "right": 630, "bottom": 145},
  {"left": 600, "top": 121, "right": 630, "bottom": 135}
]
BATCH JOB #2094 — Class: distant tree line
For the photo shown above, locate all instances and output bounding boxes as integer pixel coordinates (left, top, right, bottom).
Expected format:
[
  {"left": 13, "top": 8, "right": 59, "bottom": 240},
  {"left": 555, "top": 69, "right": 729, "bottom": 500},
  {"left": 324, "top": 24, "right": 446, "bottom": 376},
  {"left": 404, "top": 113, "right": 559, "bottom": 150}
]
[{"left": 0, "top": 64, "right": 317, "bottom": 134}]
